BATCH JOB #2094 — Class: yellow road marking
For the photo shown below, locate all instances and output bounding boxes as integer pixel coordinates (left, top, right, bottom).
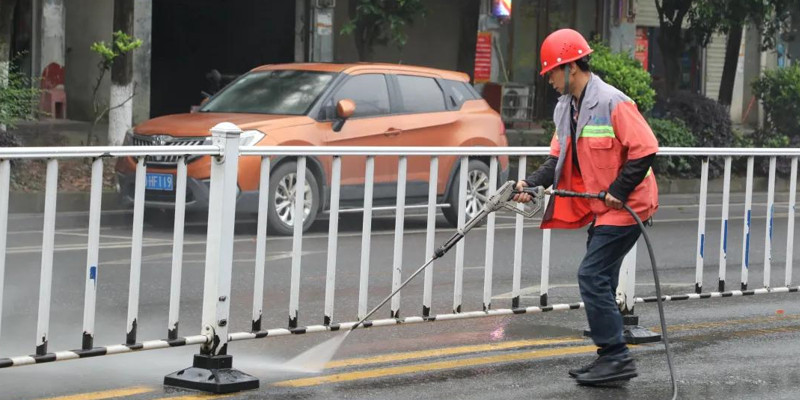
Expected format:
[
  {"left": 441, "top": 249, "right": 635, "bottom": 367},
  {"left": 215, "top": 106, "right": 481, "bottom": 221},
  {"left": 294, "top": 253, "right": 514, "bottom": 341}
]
[
  {"left": 155, "top": 394, "right": 234, "bottom": 400},
  {"left": 682, "top": 323, "right": 800, "bottom": 342},
  {"left": 36, "top": 386, "right": 155, "bottom": 400},
  {"left": 35, "top": 313, "right": 800, "bottom": 398},
  {"left": 325, "top": 337, "right": 584, "bottom": 369},
  {"left": 273, "top": 345, "right": 598, "bottom": 387},
  {"left": 653, "top": 313, "right": 800, "bottom": 333}
]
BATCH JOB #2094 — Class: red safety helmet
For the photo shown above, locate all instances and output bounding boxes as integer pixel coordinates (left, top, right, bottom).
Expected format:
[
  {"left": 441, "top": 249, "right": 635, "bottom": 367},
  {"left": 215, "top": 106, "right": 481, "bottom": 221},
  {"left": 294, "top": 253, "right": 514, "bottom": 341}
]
[{"left": 539, "top": 29, "right": 593, "bottom": 76}]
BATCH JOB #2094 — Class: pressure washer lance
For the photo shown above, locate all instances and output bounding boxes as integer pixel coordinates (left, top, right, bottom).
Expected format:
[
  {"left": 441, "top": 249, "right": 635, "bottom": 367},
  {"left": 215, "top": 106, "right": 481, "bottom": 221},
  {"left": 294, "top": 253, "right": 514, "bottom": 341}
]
[
  {"left": 348, "top": 181, "right": 544, "bottom": 328},
  {"left": 345, "top": 181, "right": 677, "bottom": 400}
]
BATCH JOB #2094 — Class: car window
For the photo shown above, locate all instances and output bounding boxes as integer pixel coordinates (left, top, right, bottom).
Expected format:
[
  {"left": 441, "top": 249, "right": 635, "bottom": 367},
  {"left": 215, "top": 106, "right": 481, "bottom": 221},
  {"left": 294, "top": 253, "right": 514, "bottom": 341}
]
[
  {"left": 441, "top": 79, "right": 475, "bottom": 108},
  {"left": 463, "top": 82, "right": 482, "bottom": 99},
  {"left": 200, "top": 70, "right": 335, "bottom": 115},
  {"left": 396, "top": 75, "right": 447, "bottom": 114},
  {"left": 332, "top": 74, "right": 391, "bottom": 118}
]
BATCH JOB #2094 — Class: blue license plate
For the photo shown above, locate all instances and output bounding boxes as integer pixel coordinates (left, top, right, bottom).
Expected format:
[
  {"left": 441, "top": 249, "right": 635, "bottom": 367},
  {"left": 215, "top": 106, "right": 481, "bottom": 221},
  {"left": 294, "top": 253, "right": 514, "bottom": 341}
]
[{"left": 145, "top": 173, "right": 174, "bottom": 191}]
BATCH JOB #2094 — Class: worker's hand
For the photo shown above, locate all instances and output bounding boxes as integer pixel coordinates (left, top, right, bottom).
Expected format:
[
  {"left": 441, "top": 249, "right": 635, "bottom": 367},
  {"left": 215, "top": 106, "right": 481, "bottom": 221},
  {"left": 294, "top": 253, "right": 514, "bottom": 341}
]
[
  {"left": 604, "top": 192, "right": 623, "bottom": 210},
  {"left": 512, "top": 180, "right": 533, "bottom": 203}
]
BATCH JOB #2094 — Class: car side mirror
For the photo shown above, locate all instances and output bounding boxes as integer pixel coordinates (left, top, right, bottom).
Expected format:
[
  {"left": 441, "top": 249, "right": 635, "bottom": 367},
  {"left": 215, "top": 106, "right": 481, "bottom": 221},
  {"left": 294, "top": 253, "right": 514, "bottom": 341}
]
[{"left": 333, "top": 99, "right": 355, "bottom": 132}]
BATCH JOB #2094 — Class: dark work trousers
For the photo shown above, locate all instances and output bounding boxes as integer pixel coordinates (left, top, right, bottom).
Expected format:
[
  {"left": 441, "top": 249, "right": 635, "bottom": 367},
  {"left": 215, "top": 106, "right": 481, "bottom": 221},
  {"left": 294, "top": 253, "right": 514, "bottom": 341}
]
[{"left": 579, "top": 222, "right": 642, "bottom": 360}]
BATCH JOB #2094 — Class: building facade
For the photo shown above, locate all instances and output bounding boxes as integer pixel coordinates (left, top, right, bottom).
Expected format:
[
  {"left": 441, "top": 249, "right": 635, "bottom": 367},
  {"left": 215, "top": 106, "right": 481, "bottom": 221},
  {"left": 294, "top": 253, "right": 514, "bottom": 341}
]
[{"left": 4, "top": 0, "right": 797, "bottom": 128}]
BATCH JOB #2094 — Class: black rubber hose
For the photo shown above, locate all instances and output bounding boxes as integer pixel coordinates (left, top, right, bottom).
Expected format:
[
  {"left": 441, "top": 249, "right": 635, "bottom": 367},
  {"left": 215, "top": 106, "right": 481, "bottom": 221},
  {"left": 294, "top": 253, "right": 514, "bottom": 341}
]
[{"left": 623, "top": 203, "right": 678, "bottom": 400}]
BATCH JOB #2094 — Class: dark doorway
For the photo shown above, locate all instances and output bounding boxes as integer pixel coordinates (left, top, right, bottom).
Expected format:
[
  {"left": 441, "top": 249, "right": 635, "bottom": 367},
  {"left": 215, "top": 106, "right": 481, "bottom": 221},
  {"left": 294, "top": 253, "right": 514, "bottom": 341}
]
[{"left": 151, "top": 0, "right": 296, "bottom": 117}]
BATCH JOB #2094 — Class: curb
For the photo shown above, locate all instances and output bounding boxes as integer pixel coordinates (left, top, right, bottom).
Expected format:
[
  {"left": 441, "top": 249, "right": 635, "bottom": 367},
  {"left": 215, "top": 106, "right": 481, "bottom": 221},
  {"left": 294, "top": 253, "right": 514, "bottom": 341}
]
[{"left": 9, "top": 192, "right": 127, "bottom": 214}]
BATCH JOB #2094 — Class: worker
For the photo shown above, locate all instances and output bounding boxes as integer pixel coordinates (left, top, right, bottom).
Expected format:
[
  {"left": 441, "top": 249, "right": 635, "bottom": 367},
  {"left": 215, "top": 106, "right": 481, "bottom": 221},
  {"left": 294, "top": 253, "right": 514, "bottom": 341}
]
[{"left": 512, "top": 28, "right": 659, "bottom": 385}]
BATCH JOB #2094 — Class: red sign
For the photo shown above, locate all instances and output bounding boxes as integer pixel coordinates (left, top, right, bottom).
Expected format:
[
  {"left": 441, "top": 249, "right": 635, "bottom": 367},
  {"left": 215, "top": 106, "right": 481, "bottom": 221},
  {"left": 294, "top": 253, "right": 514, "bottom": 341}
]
[
  {"left": 635, "top": 27, "right": 649, "bottom": 71},
  {"left": 474, "top": 32, "right": 492, "bottom": 83}
]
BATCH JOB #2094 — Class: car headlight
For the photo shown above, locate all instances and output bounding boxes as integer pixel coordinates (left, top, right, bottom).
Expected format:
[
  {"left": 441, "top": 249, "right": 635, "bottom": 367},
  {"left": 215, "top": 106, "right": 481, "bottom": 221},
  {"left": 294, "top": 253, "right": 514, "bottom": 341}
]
[
  {"left": 123, "top": 129, "right": 134, "bottom": 146},
  {"left": 239, "top": 130, "right": 266, "bottom": 147}
]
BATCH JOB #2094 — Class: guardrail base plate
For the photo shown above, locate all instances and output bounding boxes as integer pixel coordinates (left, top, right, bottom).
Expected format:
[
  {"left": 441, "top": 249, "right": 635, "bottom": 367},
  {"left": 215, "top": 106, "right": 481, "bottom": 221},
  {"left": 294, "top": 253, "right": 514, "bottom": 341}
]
[{"left": 164, "top": 354, "right": 259, "bottom": 394}]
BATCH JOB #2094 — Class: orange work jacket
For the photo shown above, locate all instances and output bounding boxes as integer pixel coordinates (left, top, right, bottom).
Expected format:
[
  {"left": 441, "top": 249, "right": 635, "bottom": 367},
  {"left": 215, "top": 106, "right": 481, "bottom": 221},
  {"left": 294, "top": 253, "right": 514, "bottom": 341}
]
[{"left": 541, "top": 74, "right": 659, "bottom": 229}]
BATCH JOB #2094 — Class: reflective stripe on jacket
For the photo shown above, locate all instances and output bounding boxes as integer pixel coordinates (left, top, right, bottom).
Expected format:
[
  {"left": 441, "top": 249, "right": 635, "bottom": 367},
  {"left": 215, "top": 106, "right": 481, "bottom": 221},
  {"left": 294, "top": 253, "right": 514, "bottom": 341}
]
[{"left": 541, "top": 73, "right": 659, "bottom": 229}]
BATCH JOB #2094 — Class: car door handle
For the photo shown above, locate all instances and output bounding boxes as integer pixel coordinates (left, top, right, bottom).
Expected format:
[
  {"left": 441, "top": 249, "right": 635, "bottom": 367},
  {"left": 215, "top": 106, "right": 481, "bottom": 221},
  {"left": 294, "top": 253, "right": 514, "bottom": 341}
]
[{"left": 383, "top": 128, "right": 402, "bottom": 137}]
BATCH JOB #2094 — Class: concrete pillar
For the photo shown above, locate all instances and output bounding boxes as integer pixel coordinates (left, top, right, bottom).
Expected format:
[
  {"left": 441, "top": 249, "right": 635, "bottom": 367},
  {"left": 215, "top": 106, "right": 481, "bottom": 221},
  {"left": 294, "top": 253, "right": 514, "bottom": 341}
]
[
  {"left": 295, "top": 0, "right": 307, "bottom": 62},
  {"left": 309, "top": 1, "right": 334, "bottom": 62},
  {"left": 608, "top": 21, "right": 636, "bottom": 57},
  {"left": 133, "top": 0, "right": 151, "bottom": 123},
  {"left": 40, "top": 0, "right": 65, "bottom": 74}
]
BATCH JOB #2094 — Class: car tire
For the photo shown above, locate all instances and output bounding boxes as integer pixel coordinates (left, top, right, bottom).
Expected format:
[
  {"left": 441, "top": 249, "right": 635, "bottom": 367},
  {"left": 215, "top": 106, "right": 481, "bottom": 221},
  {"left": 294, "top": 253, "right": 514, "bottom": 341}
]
[
  {"left": 443, "top": 159, "right": 491, "bottom": 228},
  {"left": 267, "top": 161, "right": 320, "bottom": 235}
]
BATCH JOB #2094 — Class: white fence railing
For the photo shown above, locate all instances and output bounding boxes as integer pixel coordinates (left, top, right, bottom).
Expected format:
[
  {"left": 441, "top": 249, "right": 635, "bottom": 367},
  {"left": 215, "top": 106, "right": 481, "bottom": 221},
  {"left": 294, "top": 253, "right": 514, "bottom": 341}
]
[{"left": 0, "top": 123, "right": 797, "bottom": 391}]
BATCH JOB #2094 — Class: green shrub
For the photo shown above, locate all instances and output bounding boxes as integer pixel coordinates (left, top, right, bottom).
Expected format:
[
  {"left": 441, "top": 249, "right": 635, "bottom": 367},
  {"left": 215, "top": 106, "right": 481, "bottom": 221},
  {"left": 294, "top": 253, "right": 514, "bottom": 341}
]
[
  {"left": 654, "top": 91, "right": 733, "bottom": 177},
  {"left": 589, "top": 41, "right": 656, "bottom": 114},
  {"left": 648, "top": 117, "right": 695, "bottom": 177},
  {"left": 752, "top": 64, "right": 800, "bottom": 145},
  {"left": 0, "top": 54, "right": 41, "bottom": 131}
]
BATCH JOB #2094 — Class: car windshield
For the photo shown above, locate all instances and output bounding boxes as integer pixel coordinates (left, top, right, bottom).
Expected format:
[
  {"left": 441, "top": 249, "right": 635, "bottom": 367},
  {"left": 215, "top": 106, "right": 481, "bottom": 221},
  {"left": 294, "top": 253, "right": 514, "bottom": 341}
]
[{"left": 200, "top": 70, "right": 336, "bottom": 115}]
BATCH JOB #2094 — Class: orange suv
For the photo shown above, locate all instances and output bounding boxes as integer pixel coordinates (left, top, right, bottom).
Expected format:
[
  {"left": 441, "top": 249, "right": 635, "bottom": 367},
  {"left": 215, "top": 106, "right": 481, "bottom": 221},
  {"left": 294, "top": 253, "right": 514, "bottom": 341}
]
[{"left": 116, "top": 63, "right": 509, "bottom": 234}]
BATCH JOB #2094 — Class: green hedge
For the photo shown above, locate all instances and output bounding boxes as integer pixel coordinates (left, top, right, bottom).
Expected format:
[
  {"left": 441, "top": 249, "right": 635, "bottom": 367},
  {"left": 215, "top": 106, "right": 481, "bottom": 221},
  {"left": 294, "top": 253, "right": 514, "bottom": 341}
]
[
  {"left": 647, "top": 117, "right": 695, "bottom": 177},
  {"left": 590, "top": 41, "right": 655, "bottom": 114},
  {"left": 752, "top": 64, "right": 800, "bottom": 147}
]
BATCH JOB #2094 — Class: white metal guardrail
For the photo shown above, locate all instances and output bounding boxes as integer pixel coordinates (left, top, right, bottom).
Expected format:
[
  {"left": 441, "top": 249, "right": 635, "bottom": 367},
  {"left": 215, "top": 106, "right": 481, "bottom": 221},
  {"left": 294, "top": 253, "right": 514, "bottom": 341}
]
[{"left": 0, "top": 123, "right": 796, "bottom": 380}]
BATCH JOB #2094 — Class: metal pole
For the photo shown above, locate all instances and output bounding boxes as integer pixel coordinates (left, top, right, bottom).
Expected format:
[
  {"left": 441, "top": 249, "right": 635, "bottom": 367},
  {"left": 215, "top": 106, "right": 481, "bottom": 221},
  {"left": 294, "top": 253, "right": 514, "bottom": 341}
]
[
  {"left": 358, "top": 156, "right": 375, "bottom": 320},
  {"left": 540, "top": 194, "right": 551, "bottom": 306},
  {"left": 695, "top": 157, "right": 709, "bottom": 293},
  {"left": 82, "top": 158, "right": 103, "bottom": 348},
  {"left": 741, "top": 157, "right": 754, "bottom": 290},
  {"left": 422, "top": 156, "right": 438, "bottom": 317},
  {"left": 512, "top": 156, "right": 526, "bottom": 308},
  {"left": 200, "top": 123, "right": 241, "bottom": 355},
  {"left": 36, "top": 159, "right": 58, "bottom": 355},
  {"left": 168, "top": 157, "right": 188, "bottom": 339},
  {"left": 323, "top": 156, "right": 341, "bottom": 325},
  {"left": 617, "top": 244, "right": 637, "bottom": 314},
  {"left": 252, "top": 157, "right": 271, "bottom": 331},
  {"left": 764, "top": 156, "right": 776, "bottom": 289},
  {"left": 391, "top": 156, "right": 407, "bottom": 318},
  {"left": 126, "top": 156, "right": 146, "bottom": 344},
  {"left": 786, "top": 157, "right": 797, "bottom": 287},
  {"left": 453, "top": 156, "right": 468, "bottom": 313},
  {"left": 288, "top": 156, "right": 307, "bottom": 328},
  {"left": 483, "top": 156, "right": 498, "bottom": 311},
  {"left": 718, "top": 157, "right": 731, "bottom": 292},
  {"left": 0, "top": 160, "right": 8, "bottom": 345}
]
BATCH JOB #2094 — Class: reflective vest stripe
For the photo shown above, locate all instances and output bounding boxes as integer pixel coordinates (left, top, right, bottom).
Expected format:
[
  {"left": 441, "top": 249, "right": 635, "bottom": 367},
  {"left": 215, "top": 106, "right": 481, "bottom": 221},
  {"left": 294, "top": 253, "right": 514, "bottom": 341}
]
[{"left": 580, "top": 125, "right": 615, "bottom": 138}]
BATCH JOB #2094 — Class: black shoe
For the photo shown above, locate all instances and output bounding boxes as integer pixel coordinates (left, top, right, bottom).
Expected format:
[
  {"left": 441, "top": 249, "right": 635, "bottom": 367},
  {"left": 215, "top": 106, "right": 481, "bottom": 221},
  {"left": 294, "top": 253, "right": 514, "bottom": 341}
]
[
  {"left": 575, "top": 356, "right": 637, "bottom": 385},
  {"left": 568, "top": 358, "right": 599, "bottom": 378}
]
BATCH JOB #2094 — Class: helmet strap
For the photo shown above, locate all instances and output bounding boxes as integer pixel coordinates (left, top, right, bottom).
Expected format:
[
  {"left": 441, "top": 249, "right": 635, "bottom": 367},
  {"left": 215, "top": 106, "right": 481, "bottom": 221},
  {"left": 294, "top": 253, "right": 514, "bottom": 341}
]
[{"left": 564, "top": 64, "right": 571, "bottom": 96}]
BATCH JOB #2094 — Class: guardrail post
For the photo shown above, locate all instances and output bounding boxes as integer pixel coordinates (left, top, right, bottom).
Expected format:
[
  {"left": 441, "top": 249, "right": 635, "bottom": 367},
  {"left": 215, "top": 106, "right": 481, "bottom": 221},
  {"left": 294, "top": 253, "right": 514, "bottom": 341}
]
[
  {"left": 616, "top": 245, "right": 661, "bottom": 344},
  {"left": 165, "top": 122, "right": 258, "bottom": 394}
]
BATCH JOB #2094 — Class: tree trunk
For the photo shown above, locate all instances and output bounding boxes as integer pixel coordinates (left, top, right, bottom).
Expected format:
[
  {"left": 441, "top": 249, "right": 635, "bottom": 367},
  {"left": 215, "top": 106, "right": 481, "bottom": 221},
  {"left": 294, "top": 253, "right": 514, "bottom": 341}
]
[
  {"left": 656, "top": 24, "right": 683, "bottom": 95},
  {"left": 717, "top": 22, "right": 743, "bottom": 106},
  {"left": 108, "top": 0, "right": 134, "bottom": 146}
]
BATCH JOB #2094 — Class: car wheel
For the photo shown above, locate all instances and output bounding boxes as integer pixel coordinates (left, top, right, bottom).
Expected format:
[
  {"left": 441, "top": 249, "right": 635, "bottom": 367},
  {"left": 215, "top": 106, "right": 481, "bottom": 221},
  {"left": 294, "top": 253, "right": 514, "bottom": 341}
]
[
  {"left": 267, "top": 161, "right": 320, "bottom": 235},
  {"left": 443, "top": 160, "right": 491, "bottom": 228}
]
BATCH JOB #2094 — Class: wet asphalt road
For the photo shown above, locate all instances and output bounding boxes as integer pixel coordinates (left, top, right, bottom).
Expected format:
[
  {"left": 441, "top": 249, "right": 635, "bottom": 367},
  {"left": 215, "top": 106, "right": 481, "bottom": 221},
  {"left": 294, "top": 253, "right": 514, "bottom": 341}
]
[{"left": 0, "top": 191, "right": 798, "bottom": 399}]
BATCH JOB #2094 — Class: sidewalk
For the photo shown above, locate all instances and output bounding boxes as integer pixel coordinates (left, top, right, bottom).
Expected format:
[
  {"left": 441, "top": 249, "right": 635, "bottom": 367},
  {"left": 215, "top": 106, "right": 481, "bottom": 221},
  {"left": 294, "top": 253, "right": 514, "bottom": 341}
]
[{"left": 9, "top": 118, "right": 109, "bottom": 146}]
